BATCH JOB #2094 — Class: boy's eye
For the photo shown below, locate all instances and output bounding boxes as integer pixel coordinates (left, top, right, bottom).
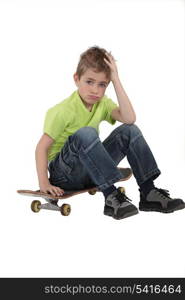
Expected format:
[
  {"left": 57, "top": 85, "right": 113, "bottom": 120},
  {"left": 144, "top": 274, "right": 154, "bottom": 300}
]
[
  {"left": 99, "top": 83, "right": 107, "bottom": 88},
  {"left": 86, "top": 80, "right": 93, "bottom": 85}
]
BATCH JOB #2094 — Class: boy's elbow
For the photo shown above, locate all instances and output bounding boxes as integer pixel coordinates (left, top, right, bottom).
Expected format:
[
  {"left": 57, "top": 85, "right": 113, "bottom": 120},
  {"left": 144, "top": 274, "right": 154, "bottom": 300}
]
[
  {"left": 124, "top": 116, "right": 136, "bottom": 124},
  {"left": 130, "top": 116, "right": 136, "bottom": 124}
]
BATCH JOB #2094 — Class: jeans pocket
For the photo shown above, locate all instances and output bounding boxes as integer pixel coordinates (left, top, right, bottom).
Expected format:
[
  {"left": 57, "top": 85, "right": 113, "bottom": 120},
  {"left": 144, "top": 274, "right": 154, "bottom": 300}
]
[
  {"left": 61, "top": 145, "right": 74, "bottom": 174},
  {"left": 48, "top": 157, "right": 68, "bottom": 180},
  {"left": 50, "top": 175, "right": 68, "bottom": 186}
]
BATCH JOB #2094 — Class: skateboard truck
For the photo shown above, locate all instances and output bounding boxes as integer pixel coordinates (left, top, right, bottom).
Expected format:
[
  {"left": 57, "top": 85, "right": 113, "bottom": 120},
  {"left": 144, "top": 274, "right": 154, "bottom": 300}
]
[{"left": 31, "top": 198, "right": 71, "bottom": 216}]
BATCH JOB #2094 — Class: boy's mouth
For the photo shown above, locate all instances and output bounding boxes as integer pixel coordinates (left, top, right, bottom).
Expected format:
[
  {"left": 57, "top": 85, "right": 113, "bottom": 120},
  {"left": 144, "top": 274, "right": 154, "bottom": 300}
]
[{"left": 89, "top": 95, "right": 99, "bottom": 100}]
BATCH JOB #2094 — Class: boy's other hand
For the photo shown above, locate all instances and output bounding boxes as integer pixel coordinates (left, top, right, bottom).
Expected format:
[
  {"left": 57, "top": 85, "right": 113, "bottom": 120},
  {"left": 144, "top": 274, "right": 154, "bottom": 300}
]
[
  {"left": 40, "top": 183, "right": 64, "bottom": 197},
  {"left": 104, "top": 52, "right": 119, "bottom": 82}
]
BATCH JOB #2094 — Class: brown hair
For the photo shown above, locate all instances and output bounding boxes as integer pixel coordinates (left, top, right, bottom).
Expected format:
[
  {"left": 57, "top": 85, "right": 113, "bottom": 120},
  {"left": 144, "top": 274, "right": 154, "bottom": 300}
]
[{"left": 76, "top": 46, "right": 111, "bottom": 80}]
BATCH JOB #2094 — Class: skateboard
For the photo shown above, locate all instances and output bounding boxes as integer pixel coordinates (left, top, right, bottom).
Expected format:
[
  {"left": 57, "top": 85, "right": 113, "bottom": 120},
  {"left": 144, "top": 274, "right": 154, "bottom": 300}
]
[{"left": 17, "top": 167, "right": 132, "bottom": 216}]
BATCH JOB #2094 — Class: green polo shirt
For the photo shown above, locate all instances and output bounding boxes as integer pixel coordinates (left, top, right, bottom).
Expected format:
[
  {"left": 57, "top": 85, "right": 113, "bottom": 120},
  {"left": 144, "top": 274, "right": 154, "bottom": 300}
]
[{"left": 44, "top": 90, "right": 118, "bottom": 161}]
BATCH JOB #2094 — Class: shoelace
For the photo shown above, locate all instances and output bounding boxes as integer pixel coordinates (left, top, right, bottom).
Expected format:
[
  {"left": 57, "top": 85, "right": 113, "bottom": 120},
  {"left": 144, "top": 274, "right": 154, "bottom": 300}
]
[
  {"left": 155, "top": 188, "right": 170, "bottom": 199},
  {"left": 115, "top": 189, "right": 132, "bottom": 203}
]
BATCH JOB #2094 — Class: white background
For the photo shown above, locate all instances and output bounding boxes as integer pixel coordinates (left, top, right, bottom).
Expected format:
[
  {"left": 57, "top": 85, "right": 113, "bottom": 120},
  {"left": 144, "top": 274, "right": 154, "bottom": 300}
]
[{"left": 0, "top": 0, "right": 184, "bottom": 277}]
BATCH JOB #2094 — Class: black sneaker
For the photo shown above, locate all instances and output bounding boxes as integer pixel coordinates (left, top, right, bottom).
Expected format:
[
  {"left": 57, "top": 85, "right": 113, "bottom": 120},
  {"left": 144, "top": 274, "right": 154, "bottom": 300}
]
[
  {"left": 104, "top": 188, "right": 138, "bottom": 220},
  {"left": 139, "top": 188, "right": 185, "bottom": 213}
]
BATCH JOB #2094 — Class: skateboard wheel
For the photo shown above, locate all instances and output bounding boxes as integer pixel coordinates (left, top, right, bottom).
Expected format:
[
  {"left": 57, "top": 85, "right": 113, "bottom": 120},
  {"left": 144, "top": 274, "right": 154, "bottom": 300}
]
[
  {"left": 31, "top": 200, "right": 41, "bottom": 213},
  {"left": 88, "top": 190, "right": 96, "bottom": 195},
  {"left": 118, "top": 187, "right": 125, "bottom": 194},
  {"left": 60, "top": 204, "right": 71, "bottom": 216}
]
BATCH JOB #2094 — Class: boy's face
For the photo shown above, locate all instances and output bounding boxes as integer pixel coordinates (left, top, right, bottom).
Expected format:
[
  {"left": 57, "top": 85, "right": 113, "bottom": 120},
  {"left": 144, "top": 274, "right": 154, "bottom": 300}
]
[{"left": 74, "top": 69, "right": 110, "bottom": 109}]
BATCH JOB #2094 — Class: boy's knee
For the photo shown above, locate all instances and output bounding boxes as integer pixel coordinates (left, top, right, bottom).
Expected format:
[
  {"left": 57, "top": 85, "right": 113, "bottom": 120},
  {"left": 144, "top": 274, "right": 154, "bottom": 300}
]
[
  {"left": 74, "top": 126, "right": 99, "bottom": 144},
  {"left": 119, "top": 123, "right": 142, "bottom": 137}
]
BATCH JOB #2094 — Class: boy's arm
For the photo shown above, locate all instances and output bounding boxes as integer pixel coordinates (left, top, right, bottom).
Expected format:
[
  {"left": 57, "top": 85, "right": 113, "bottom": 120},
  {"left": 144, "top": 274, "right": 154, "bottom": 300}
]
[
  {"left": 35, "top": 133, "right": 64, "bottom": 196},
  {"left": 104, "top": 52, "right": 136, "bottom": 124},
  {"left": 111, "top": 76, "right": 136, "bottom": 124}
]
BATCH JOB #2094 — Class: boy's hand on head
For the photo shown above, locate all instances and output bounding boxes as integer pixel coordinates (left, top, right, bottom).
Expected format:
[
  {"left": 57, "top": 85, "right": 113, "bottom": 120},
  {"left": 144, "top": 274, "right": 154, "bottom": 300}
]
[
  {"left": 104, "top": 52, "right": 119, "bottom": 82},
  {"left": 40, "top": 183, "right": 64, "bottom": 197}
]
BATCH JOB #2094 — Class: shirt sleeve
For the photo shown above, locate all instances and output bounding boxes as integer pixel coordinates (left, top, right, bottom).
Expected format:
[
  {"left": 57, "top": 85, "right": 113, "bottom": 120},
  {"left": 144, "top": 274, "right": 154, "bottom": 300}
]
[
  {"left": 43, "top": 107, "right": 66, "bottom": 140},
  {"left": 104, "top": 97, "right": 118, "bottom": 125}
]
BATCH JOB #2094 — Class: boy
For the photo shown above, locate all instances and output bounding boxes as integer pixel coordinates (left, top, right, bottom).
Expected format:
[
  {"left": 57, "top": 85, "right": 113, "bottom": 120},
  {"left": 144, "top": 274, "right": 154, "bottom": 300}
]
[{"left": 35, "top": 46, "right": 185, "bottom": 220}]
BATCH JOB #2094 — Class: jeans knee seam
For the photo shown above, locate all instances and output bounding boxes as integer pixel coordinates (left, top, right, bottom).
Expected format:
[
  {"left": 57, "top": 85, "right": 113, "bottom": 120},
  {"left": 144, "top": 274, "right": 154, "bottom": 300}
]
[
  {"left": 83, "top": 137, "right": 100, "bottom": 153},
  {"left": 130, "top": 133, "right": 143, "bottom": 145}
]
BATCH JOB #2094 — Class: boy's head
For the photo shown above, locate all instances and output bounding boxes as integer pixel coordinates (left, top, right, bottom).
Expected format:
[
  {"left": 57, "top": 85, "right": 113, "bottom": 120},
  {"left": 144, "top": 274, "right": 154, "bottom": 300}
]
[
  {"left": 74, "top": 46, "right": 111, "bottom": 108},
  {"left": 75, "top": 46, "right": 111, "bottom": 81}
]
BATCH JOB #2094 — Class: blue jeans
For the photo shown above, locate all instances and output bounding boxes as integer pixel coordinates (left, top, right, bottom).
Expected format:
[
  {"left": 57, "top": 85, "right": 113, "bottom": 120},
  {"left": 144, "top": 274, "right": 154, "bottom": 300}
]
[{"left": 48, "top": 124, "right": 161, "bottom": 191}]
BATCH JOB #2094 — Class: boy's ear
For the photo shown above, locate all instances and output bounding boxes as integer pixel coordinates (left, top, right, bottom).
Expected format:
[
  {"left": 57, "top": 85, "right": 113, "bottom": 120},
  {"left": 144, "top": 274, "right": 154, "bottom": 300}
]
[{"left": 73, "top": 73, "right": 79, "bottom": 86}]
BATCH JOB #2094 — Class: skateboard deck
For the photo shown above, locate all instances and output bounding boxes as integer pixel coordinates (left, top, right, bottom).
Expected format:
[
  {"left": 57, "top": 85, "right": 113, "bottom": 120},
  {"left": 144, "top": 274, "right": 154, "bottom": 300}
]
[{"left": 17, "top": 167, "right": 132, "bottom": 216}]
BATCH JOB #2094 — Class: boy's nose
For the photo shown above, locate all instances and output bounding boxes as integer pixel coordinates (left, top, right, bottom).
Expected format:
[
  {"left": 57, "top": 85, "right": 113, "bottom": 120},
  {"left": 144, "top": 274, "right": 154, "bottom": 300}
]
[{"left": 91, "top": 86, "right": 99, "bottom": 94}]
